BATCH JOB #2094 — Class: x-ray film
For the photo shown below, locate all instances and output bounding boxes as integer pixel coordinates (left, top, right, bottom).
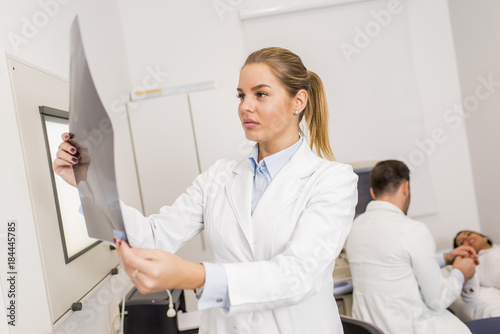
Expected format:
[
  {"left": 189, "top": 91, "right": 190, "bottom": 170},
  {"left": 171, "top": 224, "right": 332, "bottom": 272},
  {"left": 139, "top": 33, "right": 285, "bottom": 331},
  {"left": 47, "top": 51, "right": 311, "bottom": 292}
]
[{"left": 69, "top": 17, "right": 127, "bottom": 243}]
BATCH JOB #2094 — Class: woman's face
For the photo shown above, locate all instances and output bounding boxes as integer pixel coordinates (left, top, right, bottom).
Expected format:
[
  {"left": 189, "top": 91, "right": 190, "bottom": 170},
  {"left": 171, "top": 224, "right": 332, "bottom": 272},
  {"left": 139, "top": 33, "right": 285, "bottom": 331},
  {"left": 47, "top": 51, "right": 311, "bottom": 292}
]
[
  {"left": 455, "top": 231, "right": 490, "bottom": 252},
  {"left": 237, "top": 63, "right": 301, "bottom": 146}
]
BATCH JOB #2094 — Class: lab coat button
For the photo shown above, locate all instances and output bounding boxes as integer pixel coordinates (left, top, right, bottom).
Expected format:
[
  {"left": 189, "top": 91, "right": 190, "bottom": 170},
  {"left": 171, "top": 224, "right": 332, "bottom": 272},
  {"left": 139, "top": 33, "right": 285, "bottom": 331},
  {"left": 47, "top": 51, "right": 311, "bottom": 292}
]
[{"left": 216, "top": 298, "right": 223, "bottom": 303}]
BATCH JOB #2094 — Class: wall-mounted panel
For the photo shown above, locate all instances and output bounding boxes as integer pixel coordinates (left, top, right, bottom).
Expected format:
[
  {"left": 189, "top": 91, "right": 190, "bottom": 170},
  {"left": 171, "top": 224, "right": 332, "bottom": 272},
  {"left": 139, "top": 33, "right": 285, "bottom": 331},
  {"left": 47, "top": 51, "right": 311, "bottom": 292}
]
[{"left": 7, "top": 57, "right": 120, "bottom": 331}]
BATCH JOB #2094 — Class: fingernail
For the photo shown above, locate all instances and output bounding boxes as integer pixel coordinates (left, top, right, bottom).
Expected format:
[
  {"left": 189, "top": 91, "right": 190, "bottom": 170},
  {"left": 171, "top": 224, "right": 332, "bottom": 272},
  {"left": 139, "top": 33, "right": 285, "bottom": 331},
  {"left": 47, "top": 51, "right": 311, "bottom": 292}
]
[
  {"left": 64, "top": 134, "right": 69, "bottom": 140},
  {"left": 72, "top": 157, "right": 78, "bottom": 163},
  {"left": 113, "top": 238, "right": 118, "bottom": 245},
  {"left": 118, "top": 241, "right": 122, "bottom": 246},
  {"left": 71, "top": 148, "right": 76, "bottom": 154}
]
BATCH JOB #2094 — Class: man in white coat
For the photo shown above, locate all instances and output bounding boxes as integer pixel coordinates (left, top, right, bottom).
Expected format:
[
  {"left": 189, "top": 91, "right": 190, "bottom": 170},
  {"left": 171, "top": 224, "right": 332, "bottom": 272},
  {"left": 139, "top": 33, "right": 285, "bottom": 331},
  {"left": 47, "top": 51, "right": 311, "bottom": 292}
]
[{"left": 345, "top": 160, "right": 477, "bottom": 334}]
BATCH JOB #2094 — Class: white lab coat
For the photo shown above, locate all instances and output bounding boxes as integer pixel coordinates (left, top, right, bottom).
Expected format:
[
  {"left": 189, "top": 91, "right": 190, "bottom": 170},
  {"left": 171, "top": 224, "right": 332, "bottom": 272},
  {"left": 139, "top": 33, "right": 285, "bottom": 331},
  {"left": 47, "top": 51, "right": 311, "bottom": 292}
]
[
  {"left": 345, "top": 201, "right": 471, "bottom": 334},
  {"left": 121, "top": 140, "right": 358, "bottom": 334}
]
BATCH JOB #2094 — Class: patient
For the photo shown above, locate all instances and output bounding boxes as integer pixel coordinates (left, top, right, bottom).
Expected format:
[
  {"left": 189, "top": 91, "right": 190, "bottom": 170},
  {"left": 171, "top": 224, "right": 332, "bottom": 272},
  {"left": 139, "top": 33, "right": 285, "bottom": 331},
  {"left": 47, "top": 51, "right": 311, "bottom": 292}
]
[
  {"left": 442, "top": 231, "right": 500, "bottom": 320},
  {"left": 454, "top": 230, "right": 500, "bottom": 296},
  {"left": 346, "top": 160, "right": 477, "bottom": 334}
]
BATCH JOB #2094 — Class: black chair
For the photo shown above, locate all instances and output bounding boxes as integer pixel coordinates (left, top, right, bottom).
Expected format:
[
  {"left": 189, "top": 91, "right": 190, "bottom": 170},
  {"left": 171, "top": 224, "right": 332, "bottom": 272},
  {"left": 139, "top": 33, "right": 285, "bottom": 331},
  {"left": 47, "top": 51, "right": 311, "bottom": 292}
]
[
  {"left": 340, "top": 315, "right": 385, "bottom": 334},
  {"left": 465, "top": 317, "right": 500, "bottom": 334}
]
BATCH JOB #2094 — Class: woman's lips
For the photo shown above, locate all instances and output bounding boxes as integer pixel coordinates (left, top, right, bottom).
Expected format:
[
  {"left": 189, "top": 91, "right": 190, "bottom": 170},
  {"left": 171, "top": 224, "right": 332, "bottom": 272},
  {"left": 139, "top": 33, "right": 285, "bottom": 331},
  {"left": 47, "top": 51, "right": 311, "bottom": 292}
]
[{"left": 243, "top": 118, "right": 259, "bottom": 128}]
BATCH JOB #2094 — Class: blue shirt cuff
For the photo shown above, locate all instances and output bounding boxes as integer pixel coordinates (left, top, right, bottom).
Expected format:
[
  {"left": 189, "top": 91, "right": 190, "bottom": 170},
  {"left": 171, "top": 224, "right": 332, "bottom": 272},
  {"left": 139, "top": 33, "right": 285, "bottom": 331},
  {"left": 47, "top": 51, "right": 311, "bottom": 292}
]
[
  {"left": 436, "top": 253, "right": 446, "bottom": 268},
  {"left": 450, "top": 268, "right": 465, "bottom": 285},
  {"left": 197, "top": 262, "right": 230, "bottom": 310}
]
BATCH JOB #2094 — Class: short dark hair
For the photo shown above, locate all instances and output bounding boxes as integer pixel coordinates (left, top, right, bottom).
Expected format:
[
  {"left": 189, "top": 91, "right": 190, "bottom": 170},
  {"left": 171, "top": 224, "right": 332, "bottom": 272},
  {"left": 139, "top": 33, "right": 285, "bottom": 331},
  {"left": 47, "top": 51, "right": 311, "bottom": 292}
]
[{"left": 370, "top": 160, "right": 410, "bottom": 198}]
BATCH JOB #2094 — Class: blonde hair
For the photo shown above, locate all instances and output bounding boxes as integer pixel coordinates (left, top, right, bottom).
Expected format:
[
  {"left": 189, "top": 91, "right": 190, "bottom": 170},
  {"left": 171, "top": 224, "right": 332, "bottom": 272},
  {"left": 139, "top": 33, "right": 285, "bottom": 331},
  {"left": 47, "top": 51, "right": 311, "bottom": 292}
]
[{"left": 243, "top": 47, "right": 334, "bottom": 161}]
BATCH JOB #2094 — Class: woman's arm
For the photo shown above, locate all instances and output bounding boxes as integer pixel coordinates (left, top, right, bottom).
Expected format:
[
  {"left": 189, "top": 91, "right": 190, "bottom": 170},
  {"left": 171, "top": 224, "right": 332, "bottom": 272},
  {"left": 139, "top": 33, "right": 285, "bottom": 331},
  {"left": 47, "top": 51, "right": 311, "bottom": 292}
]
[
  {"left": 115, "top": 163, "right": 357, "bottom": 312},
  {"left": 121, "top": 159, "right": 232, "bottom": 251}
]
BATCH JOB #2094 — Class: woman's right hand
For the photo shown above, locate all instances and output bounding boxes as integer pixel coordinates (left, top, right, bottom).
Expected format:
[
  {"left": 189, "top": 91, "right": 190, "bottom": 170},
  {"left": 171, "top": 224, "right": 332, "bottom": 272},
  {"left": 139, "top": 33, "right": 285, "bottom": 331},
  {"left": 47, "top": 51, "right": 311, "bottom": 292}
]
[{"left": 53, "top": 132, "right": 78, "bottom": 187}]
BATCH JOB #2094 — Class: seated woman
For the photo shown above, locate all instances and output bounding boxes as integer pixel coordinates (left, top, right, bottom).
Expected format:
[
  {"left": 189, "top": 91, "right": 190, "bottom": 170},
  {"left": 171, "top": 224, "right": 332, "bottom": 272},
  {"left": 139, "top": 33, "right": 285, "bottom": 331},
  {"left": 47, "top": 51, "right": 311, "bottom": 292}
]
[{"left": 448, "top": 230, "right": 500, "bottom": 321}]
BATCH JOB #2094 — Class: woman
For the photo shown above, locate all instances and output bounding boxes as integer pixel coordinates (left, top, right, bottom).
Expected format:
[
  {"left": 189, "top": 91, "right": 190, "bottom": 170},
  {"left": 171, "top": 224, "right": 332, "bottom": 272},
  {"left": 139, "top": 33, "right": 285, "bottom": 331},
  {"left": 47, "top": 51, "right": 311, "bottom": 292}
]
[
  {"left": 454, "top": 230, "right": 499, "bottom": 290},
  {"left": 54, "top": 47, "right": 358, "bottom": 333}
]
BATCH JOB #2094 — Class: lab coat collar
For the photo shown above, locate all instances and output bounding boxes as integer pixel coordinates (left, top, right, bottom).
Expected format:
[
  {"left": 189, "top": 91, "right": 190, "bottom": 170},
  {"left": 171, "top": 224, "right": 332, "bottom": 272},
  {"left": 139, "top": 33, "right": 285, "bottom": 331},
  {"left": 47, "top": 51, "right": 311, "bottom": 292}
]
[
  {"left": 226, "top": 139, "right": 321, "bottom": 255},
  {"left": 247, "top": 137, "right": 303, "bottom": 179},
  {"left": 365, "top": 200, "right": 406, "bottom": 216},
  {"left": 232, "top": 138, "right": 318, "bottom": 178}
]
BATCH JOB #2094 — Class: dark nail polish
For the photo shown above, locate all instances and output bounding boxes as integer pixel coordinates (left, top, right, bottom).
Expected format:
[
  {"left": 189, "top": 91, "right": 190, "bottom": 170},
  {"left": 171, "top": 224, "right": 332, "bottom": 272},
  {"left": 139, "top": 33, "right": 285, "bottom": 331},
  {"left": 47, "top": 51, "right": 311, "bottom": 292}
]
[
  {"left": 71, "top": 148, "right": 76, "bottom": 154},
  {"left": 72, "top": 157, "right": 78, "bottom": 163},
  {"left": 118, "top": 241, "right": 122, "bottom": 246}
]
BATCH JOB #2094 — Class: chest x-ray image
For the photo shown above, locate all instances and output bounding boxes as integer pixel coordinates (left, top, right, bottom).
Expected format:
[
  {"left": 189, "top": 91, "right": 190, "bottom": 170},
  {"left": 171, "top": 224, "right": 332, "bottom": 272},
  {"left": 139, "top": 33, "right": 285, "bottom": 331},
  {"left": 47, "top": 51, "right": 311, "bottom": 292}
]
[{"left": 69, "top": 17, "right": 127, "bottom": 243}]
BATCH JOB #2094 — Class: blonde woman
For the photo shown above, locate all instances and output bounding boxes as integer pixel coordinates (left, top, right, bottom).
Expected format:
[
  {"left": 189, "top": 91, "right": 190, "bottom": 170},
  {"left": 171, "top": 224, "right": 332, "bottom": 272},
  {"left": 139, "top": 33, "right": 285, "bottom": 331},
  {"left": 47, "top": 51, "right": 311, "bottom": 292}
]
[{"left": 54, "top": 47, "right": 358, "bottom": 334}]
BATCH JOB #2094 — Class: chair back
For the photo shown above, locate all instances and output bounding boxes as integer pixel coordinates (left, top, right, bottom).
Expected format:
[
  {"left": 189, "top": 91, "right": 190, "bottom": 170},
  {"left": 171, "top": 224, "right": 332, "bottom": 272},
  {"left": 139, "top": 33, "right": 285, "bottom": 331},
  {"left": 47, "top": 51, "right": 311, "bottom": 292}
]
[
  {"left": 465, "top": 316, "right": 500, "bottom": 334},
  {"left": 340, "top": 315, "right": 385, "bottom": 334}
]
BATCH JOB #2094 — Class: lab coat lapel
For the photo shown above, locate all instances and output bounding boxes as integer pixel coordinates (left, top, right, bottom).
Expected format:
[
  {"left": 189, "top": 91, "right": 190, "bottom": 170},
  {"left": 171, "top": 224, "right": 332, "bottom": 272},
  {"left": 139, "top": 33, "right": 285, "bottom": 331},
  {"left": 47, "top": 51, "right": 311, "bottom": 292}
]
[
  {"left": 225, "top": 159, "right": 255, "bottom": 255},
  {"left": 252, "top": 141, "right": 320, "bottom": 222}
]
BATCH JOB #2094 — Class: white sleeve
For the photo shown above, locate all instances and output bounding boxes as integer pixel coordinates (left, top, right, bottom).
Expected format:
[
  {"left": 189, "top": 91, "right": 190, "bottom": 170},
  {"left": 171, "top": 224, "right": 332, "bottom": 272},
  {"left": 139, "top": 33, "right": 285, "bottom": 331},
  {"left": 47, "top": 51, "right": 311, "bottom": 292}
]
[
  {"left": 121, "top": 159, "right": 229, "bottom": 252},
  {"left": 223, "top": 164, "right": 358, "bottom": 315},
  {"left": 405, "top": 225, "right": 463, "bottom": 311},
  {"left": 461, "top": 274, "right": 480, "bottom": 303}
]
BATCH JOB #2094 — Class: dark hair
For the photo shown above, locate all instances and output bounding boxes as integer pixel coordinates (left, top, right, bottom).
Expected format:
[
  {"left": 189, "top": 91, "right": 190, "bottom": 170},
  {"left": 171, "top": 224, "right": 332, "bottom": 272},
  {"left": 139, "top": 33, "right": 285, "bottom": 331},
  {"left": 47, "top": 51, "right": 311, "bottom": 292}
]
[
  {"left": 370, "top": 160, "right": 410, "bottom": 198},
  {"left": 243, "top": 47, "right": 334, "bottom": 160},
  {"left": 453, "top": 230, "right": 493, "bottom": 248}
]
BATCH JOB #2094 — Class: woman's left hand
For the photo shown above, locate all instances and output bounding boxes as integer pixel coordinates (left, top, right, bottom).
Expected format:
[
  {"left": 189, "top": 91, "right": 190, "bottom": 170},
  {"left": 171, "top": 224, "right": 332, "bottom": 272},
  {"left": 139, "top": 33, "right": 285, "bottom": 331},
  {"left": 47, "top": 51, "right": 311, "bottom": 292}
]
[{"left": 115, "top": 240, "right": 205, "bottom": 294}]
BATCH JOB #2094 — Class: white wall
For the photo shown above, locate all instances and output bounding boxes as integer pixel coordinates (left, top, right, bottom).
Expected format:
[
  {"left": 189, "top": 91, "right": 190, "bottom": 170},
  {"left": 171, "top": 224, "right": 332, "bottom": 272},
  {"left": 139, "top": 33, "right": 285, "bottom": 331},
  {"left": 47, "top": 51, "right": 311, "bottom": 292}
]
[
  {"left": 0, "top": 0, "right": 496, "bottom": 333},
  {"left": 448, "top": 0, "right": 500, "bottom": 243},
  {"left": 404, "top": 0, "right": 481, "bottom": 248}
]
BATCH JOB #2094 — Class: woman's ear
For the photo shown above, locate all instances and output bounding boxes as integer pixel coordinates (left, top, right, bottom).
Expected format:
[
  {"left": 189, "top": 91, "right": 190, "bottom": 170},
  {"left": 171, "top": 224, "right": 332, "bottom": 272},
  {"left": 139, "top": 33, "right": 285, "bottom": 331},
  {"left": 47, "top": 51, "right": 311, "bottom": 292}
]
[{"left": 294, "top": 89, "right": 308, "bottom": 112}]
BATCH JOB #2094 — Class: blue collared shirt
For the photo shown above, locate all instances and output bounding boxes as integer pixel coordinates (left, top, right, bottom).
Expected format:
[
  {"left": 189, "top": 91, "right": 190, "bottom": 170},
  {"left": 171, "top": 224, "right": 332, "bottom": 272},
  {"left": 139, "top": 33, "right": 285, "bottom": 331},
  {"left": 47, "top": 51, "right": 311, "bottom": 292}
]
[
  {"left": 248, "top": 137, "right": 303, "bottom": 214},
  {"left": 198, "top": 137, "right": 303, "bottom": 310}
]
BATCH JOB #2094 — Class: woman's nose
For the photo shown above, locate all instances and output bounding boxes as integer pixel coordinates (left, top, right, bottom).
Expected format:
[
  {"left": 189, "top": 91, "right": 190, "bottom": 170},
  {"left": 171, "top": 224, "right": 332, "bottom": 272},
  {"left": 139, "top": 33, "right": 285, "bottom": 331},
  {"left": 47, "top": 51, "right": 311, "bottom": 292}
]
[{"left": 239, "top": 98, "right": 255, "bottom": 113}]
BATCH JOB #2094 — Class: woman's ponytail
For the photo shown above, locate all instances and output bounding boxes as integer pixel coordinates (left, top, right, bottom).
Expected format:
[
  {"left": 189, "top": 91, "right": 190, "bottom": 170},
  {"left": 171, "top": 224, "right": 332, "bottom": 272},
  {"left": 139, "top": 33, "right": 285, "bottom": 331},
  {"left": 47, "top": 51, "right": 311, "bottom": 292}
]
[{"left": 302, "top": 70, "right": 334, "bottom": 161}]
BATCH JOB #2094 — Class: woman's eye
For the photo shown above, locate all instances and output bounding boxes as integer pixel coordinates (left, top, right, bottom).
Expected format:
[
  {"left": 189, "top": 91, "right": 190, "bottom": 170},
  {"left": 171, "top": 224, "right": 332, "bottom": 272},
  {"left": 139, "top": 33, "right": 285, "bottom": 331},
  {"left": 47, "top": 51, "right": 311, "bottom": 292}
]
[
  {"left": 257, "top": 92, "right": 267, "bottom": 98},
  {"left": 236, "top": 93, "right": 244, "bottom": 100}
]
